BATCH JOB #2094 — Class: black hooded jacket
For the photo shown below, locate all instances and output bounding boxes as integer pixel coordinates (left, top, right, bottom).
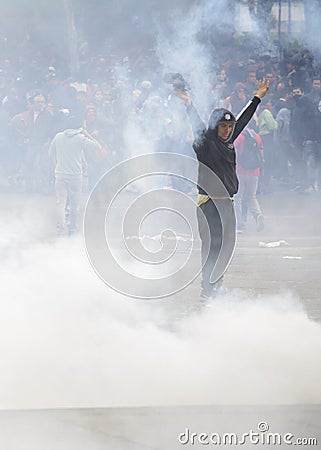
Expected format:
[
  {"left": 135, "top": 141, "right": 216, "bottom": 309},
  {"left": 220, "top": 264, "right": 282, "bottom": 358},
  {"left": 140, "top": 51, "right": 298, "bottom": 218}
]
[
  {"left": 289, "top": 94, "right": 318, "bottom": 146},
  {"left": 186, "top": 96, "right": 261, "bottom": 196}
]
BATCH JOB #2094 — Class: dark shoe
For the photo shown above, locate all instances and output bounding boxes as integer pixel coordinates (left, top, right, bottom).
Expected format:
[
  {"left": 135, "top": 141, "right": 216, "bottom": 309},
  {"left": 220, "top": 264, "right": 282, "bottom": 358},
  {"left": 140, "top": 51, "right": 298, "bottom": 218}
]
[
  {"left": 201, "top": 277, "right": 225, "bottom": 301},
  {"left": 202, "top": 285, "right": 228, "bottom": 308},
  {"left": 256, "top": 214, "right": 264, "bottom": 232}
]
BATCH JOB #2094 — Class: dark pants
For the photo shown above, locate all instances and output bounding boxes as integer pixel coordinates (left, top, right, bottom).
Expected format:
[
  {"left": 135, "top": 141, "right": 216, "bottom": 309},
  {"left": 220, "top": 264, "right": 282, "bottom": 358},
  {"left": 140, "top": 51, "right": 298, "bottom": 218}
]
[
  {"left": 197, "top": 199, "right": 235, "bottom": 295},
  {"left": 289, "top": 144, "right": 305, "bottom": 186},
  {"left": 260, "top": 134, "right": 275, "bottom": 191},
  {"left": 303, "top": 140, "right": 321, "bottom": 189}
]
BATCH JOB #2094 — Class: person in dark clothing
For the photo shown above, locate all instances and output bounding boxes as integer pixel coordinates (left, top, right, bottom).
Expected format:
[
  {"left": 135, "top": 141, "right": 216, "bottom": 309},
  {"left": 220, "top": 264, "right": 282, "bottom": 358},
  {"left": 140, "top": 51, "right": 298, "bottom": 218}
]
[
  {"left": 289, "top": 86, "right": 317, "bottom": 190},
  {"left": 9, "top": 93, "right": 53, "bottom": 192},
  {"left": 174, "top": 79, "right": 269, "bottom": 300}
]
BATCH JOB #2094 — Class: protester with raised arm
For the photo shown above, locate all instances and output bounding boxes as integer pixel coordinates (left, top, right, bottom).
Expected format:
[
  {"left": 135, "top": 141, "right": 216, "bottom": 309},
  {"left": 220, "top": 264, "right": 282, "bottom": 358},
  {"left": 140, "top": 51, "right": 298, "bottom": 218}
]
[{"left": 175, "top": 79, "right": 269, "bottom": 300}]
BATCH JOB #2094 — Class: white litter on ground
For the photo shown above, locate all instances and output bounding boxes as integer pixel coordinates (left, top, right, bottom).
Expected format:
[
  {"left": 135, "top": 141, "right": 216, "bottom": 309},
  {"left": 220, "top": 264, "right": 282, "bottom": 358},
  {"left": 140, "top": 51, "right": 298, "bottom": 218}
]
[{"left": 259, "top": 240, "right": 290, "bottom": 248}]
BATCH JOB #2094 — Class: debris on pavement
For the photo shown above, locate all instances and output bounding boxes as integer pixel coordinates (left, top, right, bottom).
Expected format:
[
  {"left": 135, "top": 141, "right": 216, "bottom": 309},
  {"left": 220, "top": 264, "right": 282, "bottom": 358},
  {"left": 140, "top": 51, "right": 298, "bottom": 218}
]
[{"left": 259, "top": 240, "right": 290, "bottom": 248}]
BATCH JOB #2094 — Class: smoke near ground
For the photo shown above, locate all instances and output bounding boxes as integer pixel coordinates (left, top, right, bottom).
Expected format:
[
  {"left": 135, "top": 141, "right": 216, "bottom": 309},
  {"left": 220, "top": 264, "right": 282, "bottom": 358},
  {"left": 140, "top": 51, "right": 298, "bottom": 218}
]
[{"left": 0, "top": 198, "right": 321, "bottom": 409}]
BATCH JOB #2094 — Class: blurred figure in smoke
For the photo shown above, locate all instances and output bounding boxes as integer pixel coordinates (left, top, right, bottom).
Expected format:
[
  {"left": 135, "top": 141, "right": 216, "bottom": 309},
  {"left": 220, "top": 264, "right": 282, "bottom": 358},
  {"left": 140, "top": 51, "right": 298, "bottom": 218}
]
[
  {"left": 296, "top": 82, "right": 321, "bottom": 192},
  {"left": 289, "top": 86, "right": 317, "bottom": 192},
  {"left": 273, "top": 81, "right": 289, "bottom": 117},
  {"left": 174, "top": 79, "right": 269, "bottom": 300},
  {"left": 222, "top": 82, "right": 249, "bottom": 115},
  {"left": 9, "top": 92, "right": 53, "bottom": 192},
  {"left": 257, "top": 97, "right": 278, "bottom": 193},
  {"left": 91, "top": 89, "right": 105, "bottom": 114},
  {"left": 208, "top": 68, "right": 230, "bottom": 109},
  {"left": 306, "top": 75, "right": 321, "bottom": 107},
  {"left": 274, "top": 88, "right": 292, "bottom": 184},
  {"left": 234, "top": 126, "right": 265, "bottom": 233},
  {"left": 287, "top": 58, "right": 312, "bottom": 94},
  {"left": 159, "top": 119, "right": 196, "bottom": 194},
  {"left": 263, "top": 71, "right": 277, "bottom": 96},
  {"left": 315, "top": 98, "right": 321, "bottom": 191},
  {"left": 137, "top": 80, "right": 152, "bottom": 110},
  {"left": 244, "top": 69, "right": 258, "bottom": 97},
  {"left": 83, "top": 104, "right": 109, "bottom": 187},
  {"left": 49, "top": 115, "right": 101, "bottom": 236}
]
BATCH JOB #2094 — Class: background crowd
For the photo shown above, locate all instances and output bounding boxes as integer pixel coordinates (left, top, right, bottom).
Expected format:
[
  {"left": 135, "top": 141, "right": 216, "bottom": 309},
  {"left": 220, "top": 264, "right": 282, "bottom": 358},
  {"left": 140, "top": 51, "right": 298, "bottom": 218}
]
[{"left": 0, "top": 35, "right": 321, "bottom": 201}]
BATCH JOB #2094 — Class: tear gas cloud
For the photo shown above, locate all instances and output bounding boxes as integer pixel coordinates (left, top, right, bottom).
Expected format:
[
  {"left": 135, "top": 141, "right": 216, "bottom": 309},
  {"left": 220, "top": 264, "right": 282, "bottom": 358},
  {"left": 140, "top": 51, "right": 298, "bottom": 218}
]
[
  {"left": 1, "top": 201, "right": 321, "bottom": 410},
  {"left": 0, "top": 0, "right": 321, "bottom": 414}
]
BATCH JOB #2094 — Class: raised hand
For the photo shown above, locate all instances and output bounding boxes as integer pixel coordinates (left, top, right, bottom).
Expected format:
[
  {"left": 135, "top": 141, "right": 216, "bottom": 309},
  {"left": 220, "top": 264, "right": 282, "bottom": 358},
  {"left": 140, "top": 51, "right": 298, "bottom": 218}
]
[
  {"left": 173, "top": 87, "right": 192, "bottom": 106},
  {"left": 255, "top": 79, "right": 270, "bottom": 99}
]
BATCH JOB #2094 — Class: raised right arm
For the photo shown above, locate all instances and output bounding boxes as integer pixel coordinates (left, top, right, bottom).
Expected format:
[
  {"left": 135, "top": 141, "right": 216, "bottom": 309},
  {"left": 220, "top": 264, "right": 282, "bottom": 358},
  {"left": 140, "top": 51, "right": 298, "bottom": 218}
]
[{"left": 173, "top": 88, "right": 206, "bottom": 145}]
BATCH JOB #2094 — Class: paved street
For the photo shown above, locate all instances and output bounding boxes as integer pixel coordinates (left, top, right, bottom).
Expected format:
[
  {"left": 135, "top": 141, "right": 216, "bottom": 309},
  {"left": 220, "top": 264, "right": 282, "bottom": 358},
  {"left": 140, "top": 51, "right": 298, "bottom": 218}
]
[
  {"left": 0, "top": 405, "right": 320, "bottom": 449},
  {"left": 142, "top": 185, "right": 321, "bottom": 322},
  {"left": 1, "top": 184, "right": 321, "bottom": 319},
  {"left": 227, "top": 188, "right": 321, "bottom": 320}
]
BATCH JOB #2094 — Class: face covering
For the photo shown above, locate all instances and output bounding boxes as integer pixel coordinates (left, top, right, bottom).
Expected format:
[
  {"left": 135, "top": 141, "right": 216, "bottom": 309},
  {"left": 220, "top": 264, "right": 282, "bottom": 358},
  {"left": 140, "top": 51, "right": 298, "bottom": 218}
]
[{"left": 292, "top": 93, "right": 302, "bottom": 102}]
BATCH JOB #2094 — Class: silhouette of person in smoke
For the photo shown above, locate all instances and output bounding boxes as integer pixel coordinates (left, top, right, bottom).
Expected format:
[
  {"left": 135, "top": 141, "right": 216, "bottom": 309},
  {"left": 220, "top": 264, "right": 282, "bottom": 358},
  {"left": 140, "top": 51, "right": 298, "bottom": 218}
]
[
  {"left": 174, "top": 79, "right": 269, "bottom": 300},
  {"left": 49, "top": 115, "right": 102, "bottom": 236}
]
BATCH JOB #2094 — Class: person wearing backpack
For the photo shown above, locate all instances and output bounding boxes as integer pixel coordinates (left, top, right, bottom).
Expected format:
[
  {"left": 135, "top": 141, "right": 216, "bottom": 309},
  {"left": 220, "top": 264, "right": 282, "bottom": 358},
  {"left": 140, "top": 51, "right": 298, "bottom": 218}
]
[{"left": 234, "top": 128, "right": 265, "bottom": 232}]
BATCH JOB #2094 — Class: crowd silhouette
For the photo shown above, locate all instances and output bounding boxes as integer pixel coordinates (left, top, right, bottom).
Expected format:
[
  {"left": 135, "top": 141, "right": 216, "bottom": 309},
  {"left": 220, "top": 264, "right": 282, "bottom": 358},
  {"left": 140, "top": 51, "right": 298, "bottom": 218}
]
[{"left": 0, "top": 37, "right": 320, "bottom": 201}]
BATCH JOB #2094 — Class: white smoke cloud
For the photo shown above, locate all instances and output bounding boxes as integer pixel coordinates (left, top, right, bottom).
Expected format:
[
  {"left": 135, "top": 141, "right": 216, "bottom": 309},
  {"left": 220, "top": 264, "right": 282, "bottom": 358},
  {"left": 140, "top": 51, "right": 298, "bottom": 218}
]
[
  {"left": 0, "top": 207, "right": 320, "bottom": 410},
  {"left": 155, "top": 3, "right": 213, "bottom": 117}
]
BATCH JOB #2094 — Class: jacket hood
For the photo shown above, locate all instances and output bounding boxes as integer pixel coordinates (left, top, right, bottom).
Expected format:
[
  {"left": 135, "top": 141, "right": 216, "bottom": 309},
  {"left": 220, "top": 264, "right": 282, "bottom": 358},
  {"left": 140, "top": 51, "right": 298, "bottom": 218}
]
[
  {"left": 63, "top": 127, "right": 84, "bottom": 137},
  {"left": 208, "top": 108, "right": 236, "bottom": 130},
  {"left": 208, "top": 108, "right": 236, "bottom": 142}
]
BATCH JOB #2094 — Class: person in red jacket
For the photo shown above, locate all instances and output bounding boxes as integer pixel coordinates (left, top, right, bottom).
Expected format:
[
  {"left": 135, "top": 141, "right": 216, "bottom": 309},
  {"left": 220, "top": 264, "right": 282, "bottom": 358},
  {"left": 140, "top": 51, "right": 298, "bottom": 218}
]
[{"left": 234, "top": 128, "right": 265, "bottom": 232}]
